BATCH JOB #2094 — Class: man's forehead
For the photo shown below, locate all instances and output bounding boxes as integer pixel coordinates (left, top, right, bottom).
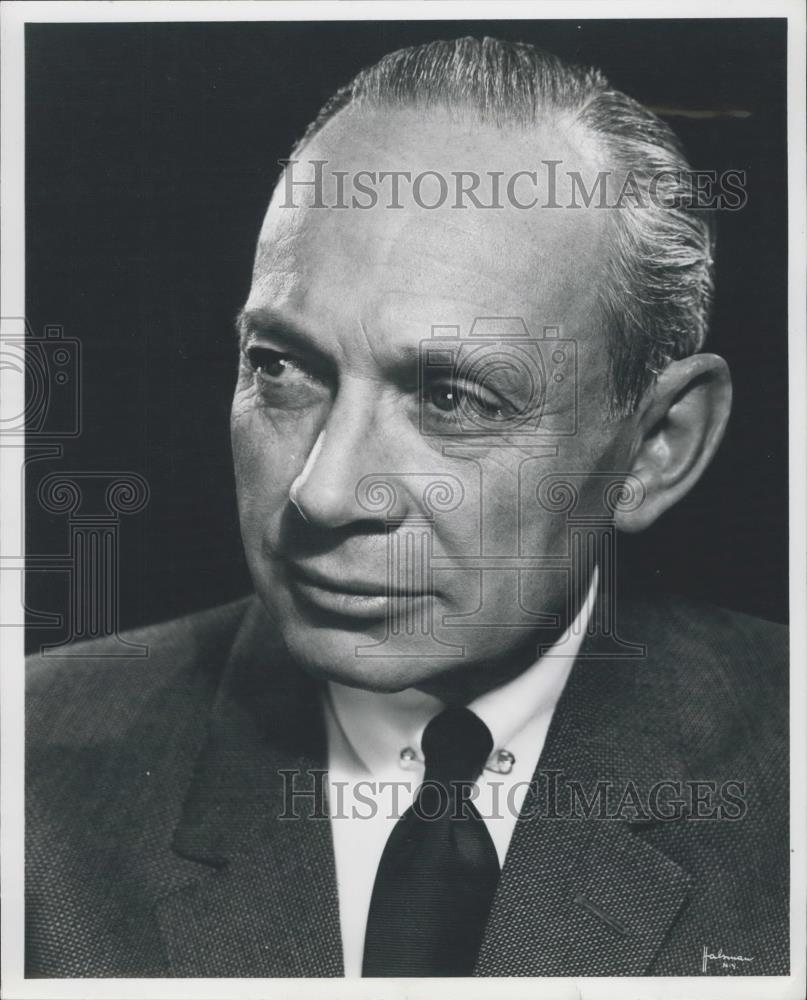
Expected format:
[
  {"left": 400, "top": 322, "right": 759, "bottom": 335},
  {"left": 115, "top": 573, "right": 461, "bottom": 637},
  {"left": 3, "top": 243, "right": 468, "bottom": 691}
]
[
  {"left": 248, "top": 107, "right": 610, "bottom": 346},
  {"left": 251, "top": 233, "right": 593, "bottom": 338}
]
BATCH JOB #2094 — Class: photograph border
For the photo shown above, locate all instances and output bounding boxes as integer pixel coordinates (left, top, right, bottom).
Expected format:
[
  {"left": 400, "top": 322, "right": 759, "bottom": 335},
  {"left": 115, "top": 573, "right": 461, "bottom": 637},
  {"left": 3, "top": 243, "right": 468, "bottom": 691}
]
[{"left": 2, "top": 3, "right": 804, "bottom": 998}]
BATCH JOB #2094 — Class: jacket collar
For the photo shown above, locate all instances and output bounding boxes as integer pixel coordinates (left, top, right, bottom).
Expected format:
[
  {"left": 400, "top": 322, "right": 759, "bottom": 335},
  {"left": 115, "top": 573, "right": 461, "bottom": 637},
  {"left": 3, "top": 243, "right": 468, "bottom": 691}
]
[{"left": 158, "top": 592, "right": 690, "bottom": 977}]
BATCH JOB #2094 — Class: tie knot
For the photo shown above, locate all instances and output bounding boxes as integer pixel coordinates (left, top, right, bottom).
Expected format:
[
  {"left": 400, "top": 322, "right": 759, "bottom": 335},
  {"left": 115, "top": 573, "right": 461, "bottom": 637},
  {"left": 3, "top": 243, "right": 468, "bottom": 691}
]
[{"left": 420, "top": 706, "right": 493, "bottom": 785}]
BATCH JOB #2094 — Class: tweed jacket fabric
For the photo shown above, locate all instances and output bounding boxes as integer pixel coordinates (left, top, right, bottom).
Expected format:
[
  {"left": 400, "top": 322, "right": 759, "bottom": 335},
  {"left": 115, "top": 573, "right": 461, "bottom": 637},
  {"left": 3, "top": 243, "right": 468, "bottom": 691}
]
[{"left": 26, "top": 590, "right": 789, "bottom": 978}]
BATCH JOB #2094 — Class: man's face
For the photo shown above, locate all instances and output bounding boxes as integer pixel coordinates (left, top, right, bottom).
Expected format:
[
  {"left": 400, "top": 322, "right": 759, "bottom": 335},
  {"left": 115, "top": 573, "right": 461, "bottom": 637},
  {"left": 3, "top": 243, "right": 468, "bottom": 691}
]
[{"left": 232, "top": 107, "right": 634, "bottom": 692}]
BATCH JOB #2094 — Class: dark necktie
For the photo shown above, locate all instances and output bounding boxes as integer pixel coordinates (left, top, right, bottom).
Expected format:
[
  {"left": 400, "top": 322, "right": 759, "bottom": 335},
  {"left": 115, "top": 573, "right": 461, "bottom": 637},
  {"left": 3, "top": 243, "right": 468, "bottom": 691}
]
[{"left": 361, "top": 706, "right": 501, "bottom": 977}]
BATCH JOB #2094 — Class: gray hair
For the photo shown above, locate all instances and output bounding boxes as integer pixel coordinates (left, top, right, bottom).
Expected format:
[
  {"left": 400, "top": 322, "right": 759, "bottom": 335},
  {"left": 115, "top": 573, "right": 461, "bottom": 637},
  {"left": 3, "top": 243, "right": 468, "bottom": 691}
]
[{"left": 292, "top": 36, "right": 715, "bottom": 416}]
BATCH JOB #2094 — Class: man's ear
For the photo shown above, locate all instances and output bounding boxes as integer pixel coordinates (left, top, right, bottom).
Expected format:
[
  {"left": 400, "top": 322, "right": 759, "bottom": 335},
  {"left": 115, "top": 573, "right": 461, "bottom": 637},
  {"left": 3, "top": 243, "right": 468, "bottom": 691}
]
[{"left": 614, "top": 353, "right": 732, "bottom": 533}]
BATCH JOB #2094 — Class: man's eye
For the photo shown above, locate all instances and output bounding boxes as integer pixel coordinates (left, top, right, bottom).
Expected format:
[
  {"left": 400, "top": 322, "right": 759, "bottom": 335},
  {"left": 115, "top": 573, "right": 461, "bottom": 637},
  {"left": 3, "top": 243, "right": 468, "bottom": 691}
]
[
  {"left": 425, "top": 382, "right": 505, "bottom": 418},
  {"left": 428, "top": 385, "right": 461, "bottom": 413},
  {"left": 242, "top": 344, "right": 330, "bottom": 412},
  {"left": 246, "top": 347, "right": 302, "bottom": 381}
]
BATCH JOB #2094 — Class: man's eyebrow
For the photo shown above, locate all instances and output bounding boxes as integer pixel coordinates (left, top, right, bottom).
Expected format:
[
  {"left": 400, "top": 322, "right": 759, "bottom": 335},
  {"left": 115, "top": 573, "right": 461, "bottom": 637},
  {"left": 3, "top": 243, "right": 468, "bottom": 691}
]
[
  {"left": 235, "top": 308, "right": 328, "bottom": 359},
  {"left": 236, "top": 309, "right": 501, "bottom": 385},
  {"left": 237, "top": 308, "right": 426, "bottom": 380}
]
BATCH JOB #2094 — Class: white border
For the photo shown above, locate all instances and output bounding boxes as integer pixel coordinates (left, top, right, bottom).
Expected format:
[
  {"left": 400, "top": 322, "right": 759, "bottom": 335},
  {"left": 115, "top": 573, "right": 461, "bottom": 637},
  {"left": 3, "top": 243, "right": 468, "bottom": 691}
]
[{"left": 1, "top": 2, "right": 805, "bottom": 999}]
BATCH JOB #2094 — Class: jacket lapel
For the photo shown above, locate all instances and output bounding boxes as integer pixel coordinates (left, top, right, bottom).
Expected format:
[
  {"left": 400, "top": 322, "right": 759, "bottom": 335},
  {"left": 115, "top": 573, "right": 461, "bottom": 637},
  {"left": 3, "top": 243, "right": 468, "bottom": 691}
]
[
  {"left": 476, "top": 621, "right": 692, "bottom": 976},
  {"left": 154, "top": 598, "right": 343, "bottom": 977}
]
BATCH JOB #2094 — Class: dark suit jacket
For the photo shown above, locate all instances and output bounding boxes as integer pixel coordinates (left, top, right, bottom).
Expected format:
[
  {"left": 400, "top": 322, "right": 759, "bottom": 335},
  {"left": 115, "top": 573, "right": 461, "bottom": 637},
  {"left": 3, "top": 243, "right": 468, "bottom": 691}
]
[{"left": 26, "top": 591, "right": 789, "bottom": 977}]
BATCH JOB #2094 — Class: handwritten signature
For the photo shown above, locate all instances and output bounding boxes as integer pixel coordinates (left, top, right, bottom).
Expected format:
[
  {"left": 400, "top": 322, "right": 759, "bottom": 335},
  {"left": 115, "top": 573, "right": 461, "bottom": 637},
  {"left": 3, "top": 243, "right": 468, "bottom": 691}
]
[{"left": 701, "top": 945, "right": 754, "bottom": 973}]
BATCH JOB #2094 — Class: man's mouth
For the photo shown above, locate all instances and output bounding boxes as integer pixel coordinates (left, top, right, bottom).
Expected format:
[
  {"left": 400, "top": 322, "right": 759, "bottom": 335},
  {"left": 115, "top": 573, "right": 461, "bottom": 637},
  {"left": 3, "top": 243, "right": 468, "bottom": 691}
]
[{"left": 285, "top": 562, "right": 434, "bottom": 620}]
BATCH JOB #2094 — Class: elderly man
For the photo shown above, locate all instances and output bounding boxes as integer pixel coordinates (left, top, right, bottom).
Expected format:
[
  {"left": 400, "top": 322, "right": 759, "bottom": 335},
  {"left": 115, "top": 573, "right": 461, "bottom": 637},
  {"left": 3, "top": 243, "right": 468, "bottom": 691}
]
[{"left": 27, "top": 37, "right": 788, "bottom": 978}]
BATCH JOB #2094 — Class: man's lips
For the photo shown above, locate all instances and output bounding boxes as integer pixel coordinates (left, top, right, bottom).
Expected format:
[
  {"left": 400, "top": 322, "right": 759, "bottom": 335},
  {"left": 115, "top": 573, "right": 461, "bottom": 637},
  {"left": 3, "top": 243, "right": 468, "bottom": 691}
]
[
  {"left": 287, "top": 561, "right": 432, "bottom": 597},
  {"left": 284, "top": 561, "right": 435, "bottom": 619}
]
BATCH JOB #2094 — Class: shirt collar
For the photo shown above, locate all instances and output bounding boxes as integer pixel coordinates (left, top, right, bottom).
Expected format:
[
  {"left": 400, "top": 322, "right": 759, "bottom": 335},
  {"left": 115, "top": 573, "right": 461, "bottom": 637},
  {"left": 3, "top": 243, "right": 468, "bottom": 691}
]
[{"left": 325, "top": 568, "right": 599, "bottom": 779}]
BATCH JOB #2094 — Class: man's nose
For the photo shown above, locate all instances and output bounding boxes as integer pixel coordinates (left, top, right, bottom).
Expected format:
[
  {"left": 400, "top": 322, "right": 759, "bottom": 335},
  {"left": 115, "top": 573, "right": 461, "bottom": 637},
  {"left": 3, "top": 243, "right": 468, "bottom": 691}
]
[{"left": 289, "top": 388, "right": 403, "bottom": 529}]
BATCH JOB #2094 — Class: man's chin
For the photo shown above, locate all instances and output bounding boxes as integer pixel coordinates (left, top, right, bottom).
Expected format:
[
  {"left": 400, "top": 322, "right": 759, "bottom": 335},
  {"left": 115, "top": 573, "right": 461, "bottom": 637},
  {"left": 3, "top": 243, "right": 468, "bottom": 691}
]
[{"left": 279, "top": 623, "right": 468, "bottom": 693}]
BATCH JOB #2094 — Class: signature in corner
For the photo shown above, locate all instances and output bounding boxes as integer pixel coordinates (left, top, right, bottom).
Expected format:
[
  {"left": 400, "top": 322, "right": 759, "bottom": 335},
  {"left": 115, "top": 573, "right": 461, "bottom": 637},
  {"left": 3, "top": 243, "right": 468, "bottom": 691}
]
[{"left": 701, "top": 945, "right": 754, "bottom": 973}]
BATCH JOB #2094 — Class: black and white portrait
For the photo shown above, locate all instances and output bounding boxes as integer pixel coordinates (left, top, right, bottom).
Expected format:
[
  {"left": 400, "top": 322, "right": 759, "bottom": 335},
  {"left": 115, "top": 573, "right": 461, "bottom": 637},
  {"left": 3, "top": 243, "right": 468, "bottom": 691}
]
[{"left": 2, "top": 4, "right": 804, "bottom": 998}]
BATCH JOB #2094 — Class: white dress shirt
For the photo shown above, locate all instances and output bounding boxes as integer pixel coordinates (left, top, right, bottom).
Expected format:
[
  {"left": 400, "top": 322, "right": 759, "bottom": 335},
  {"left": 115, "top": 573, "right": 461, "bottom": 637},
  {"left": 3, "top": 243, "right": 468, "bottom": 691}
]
[{"left": 323, "top": 569, "right": 598, "bottom": 977}]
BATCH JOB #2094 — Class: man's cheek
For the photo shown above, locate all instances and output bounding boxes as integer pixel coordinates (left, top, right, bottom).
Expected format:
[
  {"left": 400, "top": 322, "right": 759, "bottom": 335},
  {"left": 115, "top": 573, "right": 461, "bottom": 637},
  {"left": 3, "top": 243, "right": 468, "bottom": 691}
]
[
  {"left": 232, "top": 411, "right": 319, "bottom": 523},
  {"left": 236, "top": 448, "right": 294, "bottom": 514},
  {"left": 231, "top": 420, "right": 280, "bottom": 505}
]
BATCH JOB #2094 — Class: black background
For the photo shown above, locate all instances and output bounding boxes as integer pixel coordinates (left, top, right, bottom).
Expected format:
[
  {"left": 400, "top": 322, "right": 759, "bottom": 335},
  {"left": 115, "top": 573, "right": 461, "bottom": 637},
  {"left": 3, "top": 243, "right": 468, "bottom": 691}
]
[{"left": 25, "top": 18, "right": 788, "bottom": 649}]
